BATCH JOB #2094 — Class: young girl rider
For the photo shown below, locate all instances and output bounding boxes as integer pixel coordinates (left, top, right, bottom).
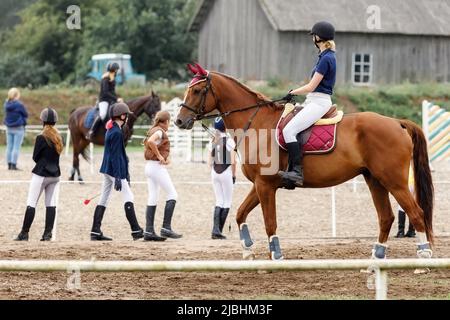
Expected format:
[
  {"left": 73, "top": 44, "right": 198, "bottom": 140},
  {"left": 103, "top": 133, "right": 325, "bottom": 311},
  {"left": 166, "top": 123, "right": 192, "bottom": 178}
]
[
  {"left": 87, "top": 62, "right": 123, "bottom": 140},
  {"left": 143, "top": 110, "right": 182, "bottom": 241},
  {"left": 90, "top": 102, "right": 143, "bottom": 241},
  {"left": 15, "top": 108, "right": 63, "bottom": 241},
  {"left": 208, "top": 117, "right": 236, "bottom": 239},
  {"left": 279, "top": 21, "right": 336, "bottom": 187}
]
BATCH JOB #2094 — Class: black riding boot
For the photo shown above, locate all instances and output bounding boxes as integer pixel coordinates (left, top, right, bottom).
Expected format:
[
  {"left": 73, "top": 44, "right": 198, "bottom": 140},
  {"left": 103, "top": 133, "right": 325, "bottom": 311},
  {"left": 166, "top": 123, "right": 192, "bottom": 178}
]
[
  {"left": 90, "top": 205, "right": 112, "bottom": 241},
  {"left": 278, "top": 142, "right": 304, "bottom": 186},
  {"left": 8, "top": 163, "right": 12, "bottom": 170},
  {"left": 219, "top": 208, "right": 230, "bottom": 234},
  {"left": 212, "top": 206, "right": 226, "bottom": 239},
  {"left": 144, "top": 206, "right": 166, "bottom": 241},
  {"left": 395, "top": 210, "right": 406, "bottom": 238},
  {"left": 160, "top": 200, "right": 182, "bottom": 239},
  {"left": 41, "top": 207, "right": 56, "bottom": 241},
  {"left": 405, "top": 222, "right": 416, "bottom": 238},
  {"left": 87, "top": 115, "right": 101, "bottom": 140},
  {"left": 14, "top": 206, "right": 36, "bottom": 241},
  {"left": 124, "top": 202, "right": 144, "bottom": 240}
]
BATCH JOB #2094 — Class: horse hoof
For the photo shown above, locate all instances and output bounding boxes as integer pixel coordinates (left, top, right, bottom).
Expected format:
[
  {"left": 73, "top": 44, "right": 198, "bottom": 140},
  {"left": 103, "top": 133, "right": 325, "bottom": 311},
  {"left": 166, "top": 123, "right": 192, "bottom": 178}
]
[{"left": 242, "top": 249, "right": 255, "bottom": 260}]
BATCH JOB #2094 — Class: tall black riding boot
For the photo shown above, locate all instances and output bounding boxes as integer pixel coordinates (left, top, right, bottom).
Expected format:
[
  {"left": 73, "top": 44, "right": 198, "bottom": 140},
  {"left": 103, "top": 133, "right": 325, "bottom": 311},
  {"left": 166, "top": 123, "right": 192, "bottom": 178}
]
[
  {"left": 405, "top": 222, "right": 416, "bottom": 238},
  {"left": 278, "top": 142, "right": 304, "bottom": 186},
  {"left": 160, "top": 200, "right": 182, "bottom": 239},
  {"left": 14, "top": 206, "right": 36, "bottom": 241},
  {"left": 8, "top": 163, "right": 12, "bottom": 170},
  {"left": 87, "top": 115, "right": 101, "bottom": 140},
  {"left": 124, "top": 202, "right": 144, "bottom": 240},
  {"left": 219, "top": 208, "right": 230, "bottom": 234},
  {"left": 395, "top": 210, "right": 406, "bottom": 238},
  {"left": 212, "top": 206, "right": 226, "bottom": 239},
  {"left": 90, "top": 205, "right": 112, "bottom": 241},
  {"left": 41, "top": 207, "right": 56, "bottom": 241},
  {"left": 144, "top": 206, "right": 166, "bottom": 241}
]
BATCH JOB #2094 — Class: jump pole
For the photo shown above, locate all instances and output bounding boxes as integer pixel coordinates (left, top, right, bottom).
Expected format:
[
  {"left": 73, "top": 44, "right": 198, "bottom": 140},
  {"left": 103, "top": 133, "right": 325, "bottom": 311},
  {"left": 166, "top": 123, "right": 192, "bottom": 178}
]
[
  {"left": 65, "top": 130, "right": 71, "bottom": 157},
  {"left": 331, "top": 187, "right": 336, "bottom": 237}
]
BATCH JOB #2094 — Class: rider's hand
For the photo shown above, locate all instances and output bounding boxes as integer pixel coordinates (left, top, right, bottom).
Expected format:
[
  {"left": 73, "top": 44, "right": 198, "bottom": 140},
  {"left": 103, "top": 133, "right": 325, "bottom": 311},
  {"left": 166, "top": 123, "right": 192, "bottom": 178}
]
[
  {"left": 282, "top": 90, "right": 296, "bottom": 102},
  {"left": 117, "top": 98, "right": 124, "bottom": 103},
  {"left": 114, "top": 178, "right": 122, "bottom": 191},
  {"left": 158, "top": 155, "right": 168, "bottom": 165}
]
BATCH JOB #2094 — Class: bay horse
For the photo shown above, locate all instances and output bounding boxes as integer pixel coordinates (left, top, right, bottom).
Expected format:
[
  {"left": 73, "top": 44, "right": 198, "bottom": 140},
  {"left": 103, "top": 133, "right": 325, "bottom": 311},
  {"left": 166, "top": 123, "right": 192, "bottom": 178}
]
[
  {"left": 176, "top": 64, "right": 434, "bottom": 261},
  {"left": 68, "top": 91, "right": 161, "bottom": 181}
]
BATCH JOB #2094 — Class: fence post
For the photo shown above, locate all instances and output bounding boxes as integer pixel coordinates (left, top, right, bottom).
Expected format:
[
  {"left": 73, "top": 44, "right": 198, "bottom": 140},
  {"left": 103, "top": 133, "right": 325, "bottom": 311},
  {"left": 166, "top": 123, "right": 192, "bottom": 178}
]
[
  {"left": 89, "top": 143, "right": 94, "bottom": 174},
  {"left": 51, "top": 183, "right": 61, "bottom": 241},
  {"left": 331, "top": 187, "right": 336, "bottom": 238},
  {"left": 65, "top": 130, "right": 71, "bottom": 157},
  {"left": 375, "top": 269, "right": 388, "bottom": 300}
]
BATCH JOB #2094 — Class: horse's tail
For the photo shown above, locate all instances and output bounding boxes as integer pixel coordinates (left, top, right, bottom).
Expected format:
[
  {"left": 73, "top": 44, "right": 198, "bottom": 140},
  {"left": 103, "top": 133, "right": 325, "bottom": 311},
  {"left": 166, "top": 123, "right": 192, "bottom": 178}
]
[
  {"left": 80, "top": 145, "right": 90, "bottom": 162},
  {"left": 399, "top": 119, "right": 434, "bottom": 244}
]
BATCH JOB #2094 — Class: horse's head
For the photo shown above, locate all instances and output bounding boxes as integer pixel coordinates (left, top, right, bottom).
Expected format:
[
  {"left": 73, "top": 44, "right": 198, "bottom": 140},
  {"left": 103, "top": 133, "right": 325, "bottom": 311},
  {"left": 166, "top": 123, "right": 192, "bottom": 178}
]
[
  {"left": 175, "top": 63, "right": 218, "bottom": 130},
  {"left": 145, "top": 91, "right": 162, "bottom": 119}
]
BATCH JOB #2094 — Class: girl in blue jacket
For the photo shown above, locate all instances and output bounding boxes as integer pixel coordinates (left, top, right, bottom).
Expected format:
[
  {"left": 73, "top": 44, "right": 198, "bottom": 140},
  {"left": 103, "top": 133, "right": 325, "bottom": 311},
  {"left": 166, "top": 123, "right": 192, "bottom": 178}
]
[
  {"left": 4, "top": 88, "right": 28, "bottom": 170},
  {"left": 90, "top": 102, "right": 143, "bottom": 241}
]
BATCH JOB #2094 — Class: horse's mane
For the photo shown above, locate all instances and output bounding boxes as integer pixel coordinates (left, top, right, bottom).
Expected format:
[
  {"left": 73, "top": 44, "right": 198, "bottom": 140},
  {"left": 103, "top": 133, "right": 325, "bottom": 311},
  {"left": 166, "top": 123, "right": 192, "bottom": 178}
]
[
  {"left": 126, "top": 95, "right": 150, "bottom": 106},
  {"left": 211, "top": 71, "right": 272, "bottom": 103}
]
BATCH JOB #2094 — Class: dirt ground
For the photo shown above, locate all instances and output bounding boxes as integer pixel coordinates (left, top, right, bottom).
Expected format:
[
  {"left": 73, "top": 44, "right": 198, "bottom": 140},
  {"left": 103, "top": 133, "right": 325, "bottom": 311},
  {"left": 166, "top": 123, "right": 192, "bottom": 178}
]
[{"left": 0, "top": 150, "right": 449, "bottom": 300}]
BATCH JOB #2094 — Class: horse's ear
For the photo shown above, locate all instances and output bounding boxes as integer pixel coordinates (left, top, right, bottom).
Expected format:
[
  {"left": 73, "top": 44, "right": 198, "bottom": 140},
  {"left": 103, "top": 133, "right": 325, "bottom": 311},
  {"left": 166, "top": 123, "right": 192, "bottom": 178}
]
[
  {"left": 194, "top": 63, "right": 208, "bottom": 76},
  {"left": 187, "top": 63, "right": 198, "bottom": 75},
  {"left": 151, "top": 90, "right": 156, "bottom": 98}
]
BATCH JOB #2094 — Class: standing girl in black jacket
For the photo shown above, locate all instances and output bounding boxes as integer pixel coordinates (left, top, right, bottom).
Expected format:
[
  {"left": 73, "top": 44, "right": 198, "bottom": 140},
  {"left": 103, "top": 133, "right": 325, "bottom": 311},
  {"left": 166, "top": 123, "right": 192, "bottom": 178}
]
[{"left": 15, "top": 108, "right": 63, "bottom": 241}]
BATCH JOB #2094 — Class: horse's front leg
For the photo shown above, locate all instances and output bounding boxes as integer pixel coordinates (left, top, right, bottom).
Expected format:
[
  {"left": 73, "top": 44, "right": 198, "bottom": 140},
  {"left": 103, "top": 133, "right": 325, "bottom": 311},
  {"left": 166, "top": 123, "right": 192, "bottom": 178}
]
[
  {"left": 255, "top": 181, "right": 283, "bottom": 260},
  {"left": 236, "top": 185, "right": 260, "bottom": 260}
]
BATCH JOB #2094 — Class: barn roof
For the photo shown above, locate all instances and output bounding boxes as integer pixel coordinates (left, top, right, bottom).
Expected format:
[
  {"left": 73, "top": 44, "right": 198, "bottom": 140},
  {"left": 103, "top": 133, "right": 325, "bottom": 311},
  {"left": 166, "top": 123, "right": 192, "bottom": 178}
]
[{"left": 189, "top": 0, "right": 450, "bottom": 36}]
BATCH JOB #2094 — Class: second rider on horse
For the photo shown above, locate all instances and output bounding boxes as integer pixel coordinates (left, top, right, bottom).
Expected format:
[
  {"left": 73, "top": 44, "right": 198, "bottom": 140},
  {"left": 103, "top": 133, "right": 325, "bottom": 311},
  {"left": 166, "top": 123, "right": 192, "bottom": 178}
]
[{"left": 87, "top": 62, "right": 123, "bottom": 140}]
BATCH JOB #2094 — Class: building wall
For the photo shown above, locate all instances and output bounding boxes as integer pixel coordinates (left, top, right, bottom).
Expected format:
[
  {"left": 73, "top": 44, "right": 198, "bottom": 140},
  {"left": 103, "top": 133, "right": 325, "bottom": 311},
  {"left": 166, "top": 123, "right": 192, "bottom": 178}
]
[{"left": 198, "top": 0, "right": 450, "bottom": 84}]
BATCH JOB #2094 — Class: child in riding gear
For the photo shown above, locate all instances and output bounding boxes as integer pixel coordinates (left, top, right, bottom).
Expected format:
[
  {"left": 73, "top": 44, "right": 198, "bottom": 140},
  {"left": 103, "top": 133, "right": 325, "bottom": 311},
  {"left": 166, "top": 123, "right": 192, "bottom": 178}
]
[
  {"left": 143, "top": 111, "right": 182, "bottom": 241},
  {"left": 396, "top": 165, "right": 416, "bottom": 238},
  {"left": 15, "top": 108, "right": 63, "bottom": 241},
  {"left": 279, "top": 21, "right": 336, "bottom": 186},
  {"left": 208, "top": 117, "right": 236, "bottom": 239},
  {"left": 87, "top": 62, "right": 122, "bottom": 140},
  {"left": 90, "top": 102, "right": 144, "bottom": 241}
]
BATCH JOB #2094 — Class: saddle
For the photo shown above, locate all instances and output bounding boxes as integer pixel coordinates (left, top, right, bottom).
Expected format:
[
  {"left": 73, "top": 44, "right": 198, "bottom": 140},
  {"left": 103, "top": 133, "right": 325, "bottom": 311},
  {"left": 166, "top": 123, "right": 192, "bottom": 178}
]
[{"left": 276, "top": 103, "right": 344, "bottom": 154}]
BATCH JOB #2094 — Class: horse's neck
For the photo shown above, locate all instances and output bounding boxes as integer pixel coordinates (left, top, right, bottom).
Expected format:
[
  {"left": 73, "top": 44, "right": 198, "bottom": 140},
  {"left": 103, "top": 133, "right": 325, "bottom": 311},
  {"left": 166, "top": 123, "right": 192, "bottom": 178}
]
[
  {"left": 127, "top": 97, "right": 147, "bottom": 127},
  {"left": 215, "top": 76, "right": 282, "bottom": 130}
]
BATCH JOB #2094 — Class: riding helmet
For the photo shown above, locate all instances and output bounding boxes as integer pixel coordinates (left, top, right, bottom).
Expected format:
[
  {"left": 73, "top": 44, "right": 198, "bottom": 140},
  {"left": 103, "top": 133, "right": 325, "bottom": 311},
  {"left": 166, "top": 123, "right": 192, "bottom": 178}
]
[
  {"left": 110, "top": 102, "right": 133, "bottom": 118},
  {"left": 214, "top": 117, "right": 226, "bottom": 132},
  {"left": 40, "top": 107, "right": 58, "bottom": 124},
  {"left": 310, "top": 21, "right": 335, "bottom": 40},
  {"left": 107, "top": 62, "right": 120, "bottom": 72}
]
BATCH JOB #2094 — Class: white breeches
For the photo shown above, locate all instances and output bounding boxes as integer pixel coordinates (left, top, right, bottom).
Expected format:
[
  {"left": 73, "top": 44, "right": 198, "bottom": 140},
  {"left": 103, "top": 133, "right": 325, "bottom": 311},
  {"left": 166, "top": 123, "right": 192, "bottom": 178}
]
[
  {"left": 211, "top": 166, "right": 233, "bottom": 208},
  {"left": 26, "top": 174, "right": 60, "bottom": 207},
  {"left": 145, "top": 161, "right": 178, "bottom": 206},
  {"left": 283, "top": 92, "right": 332, "bottom": 143},
  {"left": 99, "top": 101, "right": 109, "bottom": 121},
  {"left": 98, "top": 174, "right": 134, "bottom": 207}
]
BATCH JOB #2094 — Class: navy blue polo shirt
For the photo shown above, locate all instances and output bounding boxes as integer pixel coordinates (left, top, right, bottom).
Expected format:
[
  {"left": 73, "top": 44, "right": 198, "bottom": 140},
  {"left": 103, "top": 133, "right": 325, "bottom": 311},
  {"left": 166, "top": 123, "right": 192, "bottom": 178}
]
[{"left": 311, "top": 49, "right": 336, "bottom": 95}]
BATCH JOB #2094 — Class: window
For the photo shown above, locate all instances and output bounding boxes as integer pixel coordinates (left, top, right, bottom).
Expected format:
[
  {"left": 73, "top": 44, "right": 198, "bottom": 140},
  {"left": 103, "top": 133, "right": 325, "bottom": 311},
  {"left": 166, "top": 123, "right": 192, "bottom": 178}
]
[{"left": 352, "top": 53, "right": 373, "bottom": 84}]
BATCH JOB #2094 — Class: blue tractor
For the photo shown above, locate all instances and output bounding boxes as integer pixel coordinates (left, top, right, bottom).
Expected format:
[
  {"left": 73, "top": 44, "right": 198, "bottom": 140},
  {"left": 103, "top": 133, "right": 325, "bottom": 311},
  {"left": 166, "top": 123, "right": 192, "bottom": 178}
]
[{"left": 87, "top": 53, "right": 146, "bottom": 86}]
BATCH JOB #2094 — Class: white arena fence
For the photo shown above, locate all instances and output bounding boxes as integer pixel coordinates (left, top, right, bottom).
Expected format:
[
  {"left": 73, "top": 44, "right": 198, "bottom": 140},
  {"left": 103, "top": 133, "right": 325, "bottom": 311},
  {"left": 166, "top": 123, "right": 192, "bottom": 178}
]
[{"left": 1, "top": 258, "right": 450, "bottom": 300}]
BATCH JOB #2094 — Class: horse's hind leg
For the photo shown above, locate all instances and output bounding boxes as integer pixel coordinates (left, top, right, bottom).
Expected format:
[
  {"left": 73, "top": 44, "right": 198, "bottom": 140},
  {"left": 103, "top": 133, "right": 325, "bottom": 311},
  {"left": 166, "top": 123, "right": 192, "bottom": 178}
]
[
  {"left": 236, "top": 185, "right": 260, "bottom": 260},
  {"left": 255, "top": 181, "right": 283, "bottom": 260},
  {"left": 364, "top": 174, "right": 394, "bottom": 260}
]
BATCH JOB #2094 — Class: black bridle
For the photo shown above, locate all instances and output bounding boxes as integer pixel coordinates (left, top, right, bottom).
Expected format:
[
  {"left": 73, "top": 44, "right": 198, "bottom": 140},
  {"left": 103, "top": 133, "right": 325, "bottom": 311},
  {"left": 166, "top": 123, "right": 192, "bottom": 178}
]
[{"left": 179, "top": 74, "right": 286, "bottom": 151}]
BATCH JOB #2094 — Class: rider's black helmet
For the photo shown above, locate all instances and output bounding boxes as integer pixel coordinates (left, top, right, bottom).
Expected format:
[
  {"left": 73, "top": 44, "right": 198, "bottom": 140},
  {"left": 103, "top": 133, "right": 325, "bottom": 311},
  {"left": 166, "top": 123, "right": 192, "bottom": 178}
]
[
  {"left": 107, "top": 62, "right": 120, "bottom": 72},
  {"left": 310, "top": 21, "right": 335, "bottom": 41}
]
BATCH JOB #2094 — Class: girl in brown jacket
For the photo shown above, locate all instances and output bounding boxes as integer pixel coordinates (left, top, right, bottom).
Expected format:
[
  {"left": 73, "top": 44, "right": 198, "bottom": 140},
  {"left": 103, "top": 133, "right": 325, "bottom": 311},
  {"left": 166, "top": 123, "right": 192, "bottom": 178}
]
[{"left": 143, "top": 111, "right": 181, "bottom": 241}]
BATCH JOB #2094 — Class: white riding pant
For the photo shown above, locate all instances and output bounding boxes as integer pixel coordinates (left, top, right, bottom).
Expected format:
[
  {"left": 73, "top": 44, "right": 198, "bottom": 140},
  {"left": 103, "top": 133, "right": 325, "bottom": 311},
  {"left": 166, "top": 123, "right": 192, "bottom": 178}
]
[
  {"left": 98, "top": 174, "right": 134, "bottom": 207},
  {"left": 26, "top": 174, "right": 60, "bottom": 207},
  {"left": 145, "top": 161, "right": 178, "bottom": 206},
  {"left": 98, "top": 101, "right": 109, "bottom": 121},
  {"left": 283, "top": 92, "right": 332, "bottom": 143},
  {"left": 211, "top": 166, "right": 233, "bottom": 208}
]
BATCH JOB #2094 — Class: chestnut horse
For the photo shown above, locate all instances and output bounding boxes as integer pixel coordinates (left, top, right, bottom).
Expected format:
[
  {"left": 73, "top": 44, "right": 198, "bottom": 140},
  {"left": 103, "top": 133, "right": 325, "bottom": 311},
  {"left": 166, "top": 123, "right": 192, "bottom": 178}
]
[
  {"left": 68, "top": 92, "right": 161, "bottom": 181},
  {"left": 176, "top": 64, "right": 434, "bottom": 261}
]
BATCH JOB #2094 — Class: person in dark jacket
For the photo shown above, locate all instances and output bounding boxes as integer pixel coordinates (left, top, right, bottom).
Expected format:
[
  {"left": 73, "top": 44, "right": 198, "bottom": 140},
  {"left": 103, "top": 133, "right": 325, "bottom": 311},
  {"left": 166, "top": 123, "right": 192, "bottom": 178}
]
[
  {"left": 15, "top": 108, "right": 63, "bottom": 241},
  {"left": 4, "top": 88, "right": 28, "bottom": 170},
  {"left": 87, "top": 62, "right": 123, "bottom": 140},
  {"left": 90, "top": 102, "right": 144, "bottom": 241}
]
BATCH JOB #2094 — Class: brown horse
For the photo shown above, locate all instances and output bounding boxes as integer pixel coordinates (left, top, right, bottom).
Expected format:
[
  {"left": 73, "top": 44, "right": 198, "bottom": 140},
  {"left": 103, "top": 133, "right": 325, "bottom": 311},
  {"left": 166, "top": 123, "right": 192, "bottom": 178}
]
[
  {"left": 176, "top": 65, "right": 434, "bottom": 261},
  {"left": 68, "top": 92, "right": 161, "bottom": 181}
]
